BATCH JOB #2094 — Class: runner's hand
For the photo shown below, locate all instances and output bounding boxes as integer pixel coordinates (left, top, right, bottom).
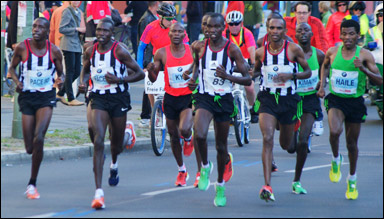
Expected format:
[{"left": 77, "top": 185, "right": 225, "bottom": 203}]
[
  {"left": 317, "top": 87, "right": 325, "bottom": 98},
  {"left": 188, "top": 78, "right": 197, "bottom": 91},
  {"left": 216, "top": 65, "right": 228, "bottom": 80},
  {"left": 78, "top": 83, "right": 87, "bottom": 93},
  {"left": 55, "top": 76, "right": 64, "bottom": 90},
  {"left": 15, "top": 82, "right": 24, "bottom": 93},
  {"left": 353, "top": 56, "right": 364, "bottom": 70},
  {"left": 105, "top": 72, "right": 119, "bottom": 84},
  {"left": 183, "top": 70, "right": 191, "bottom": 80}
]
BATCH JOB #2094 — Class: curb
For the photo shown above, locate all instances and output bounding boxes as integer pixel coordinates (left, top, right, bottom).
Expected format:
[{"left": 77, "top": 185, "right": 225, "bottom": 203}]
[{"left": 1, "top": 131, "right": 215, "bottom": 166}]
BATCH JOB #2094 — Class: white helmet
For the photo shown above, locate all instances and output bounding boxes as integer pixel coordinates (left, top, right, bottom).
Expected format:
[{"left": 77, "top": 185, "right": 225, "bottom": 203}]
[{"left": 226, "top": 11, "right": 243, "bottom": 24}]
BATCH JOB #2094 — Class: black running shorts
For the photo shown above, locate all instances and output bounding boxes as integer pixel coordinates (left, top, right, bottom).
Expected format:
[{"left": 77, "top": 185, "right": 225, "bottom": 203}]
[
  {"left": 324, "top": 93, "right": 367, "bottom": 123},
  {"left": 163, "top": 93, "right": 192, "bottom": 120},
  {"left": 193, "top": 93, "right": 235, "bottom": 123},
  {"left": 89, "top": 92, "right": 131, "bottom": 118},
  {"left": 301, "top": 93, "right": 323, "bottom": 119},
  {"left": 18, "top": 89, "right": 57, "bottom": 115}
]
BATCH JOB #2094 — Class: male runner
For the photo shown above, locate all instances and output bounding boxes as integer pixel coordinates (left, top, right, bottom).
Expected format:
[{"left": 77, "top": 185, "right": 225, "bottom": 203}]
[
  {"left": 188, "top": 13, "right": 252, "bottom": 207},
  {"left": 291, "top": 22, "right": 325, "bottom": 194},
  {"left": 8, "top": 17, "right": 64, "bottom": 199},
  {"left": 79, "top": 18, "right": 145, "bottom": 209},
  {"left": 253, "top": 16, "right": 311, "bottom": 202},
  {"left": 317, "top": 19, "right": 382, "bottom": 200},
  {"left": 146, "top": 22, "right": 202, "bottom": 187}
]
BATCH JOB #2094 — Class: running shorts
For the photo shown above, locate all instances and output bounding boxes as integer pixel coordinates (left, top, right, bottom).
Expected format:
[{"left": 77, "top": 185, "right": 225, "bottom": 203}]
[
  {"left": 18, "top": 89, "right": 57, "bottom": 115},
  {"left": 89, "top": 91, "right": 131, "bottom": 118},
  {"left": 301, "top": 93, "right": 323, "bottom": 119},
  {"left": 324, "top": 93, "right": 367, "bottom": 123},
  {"left": 163, "top": 93, "right": 192, "bottom": 120},
  {"left": 193, "top": 93, "right": 235, "bottom": 123}
]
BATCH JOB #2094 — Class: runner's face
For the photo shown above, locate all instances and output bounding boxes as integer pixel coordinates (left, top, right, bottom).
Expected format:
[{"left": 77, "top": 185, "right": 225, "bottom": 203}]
[
  {"left": 295, "top": 23, "right": 312, "bottom": 44},
  {"left": 32, "top": 19, "right": 48, "bottom": 41},
  {"left": 202, "top": 16, "right": 210, "bottom": 38},
  {"left": 169, "top": 24, "right": 185, "bottom": 45},
  {"left": 267, "top": 19, "right": 286, "bottom": 42},
  {"left": 340, "top": 27, "right": 359, "bottom": 49},
  {"left": 96, "top": 22, "right": 113, "bottom": 44},
  {"left": 207, "top": 17, "right": 224, "bottom": 41}
]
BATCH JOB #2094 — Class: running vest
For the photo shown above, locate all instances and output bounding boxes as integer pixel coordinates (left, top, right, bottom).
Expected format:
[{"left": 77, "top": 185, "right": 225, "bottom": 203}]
[
  {"left": 330, "top": 46, "right": 366, "bottom": 98},
  {"left": 260, "top": 40, "right": 298, "bottom": 95},
  {"left": 198, "top": 39, "right": 234, "bottom": 96},
  {"left": 164, "top": 44, "right": 193, "bottom": 96},
  {"left": 90, "top": 41, "right": 128, "bottom": 95},
  {"left": 19, "top": 39, "right": 56, "bottom": 92},
  {"left": 297, "top": 46, "right": 319, "bottom": 96}
]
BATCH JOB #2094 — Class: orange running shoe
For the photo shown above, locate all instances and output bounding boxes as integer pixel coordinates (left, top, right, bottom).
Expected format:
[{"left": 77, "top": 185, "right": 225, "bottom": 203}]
[
  {"left": 175, "top": 171, "right": 189, "bottom": 187},
  {"left": 193, "top": 172, "right": 200, "bottom": 188},
  {"left": 183, "top": 134, "right": 194, "bottom": 157},
  {"left": 25, "top": 185, "right": 40, "bottom": 199},
  {"left": 91, "top": 196, "right": 105, "bottom": 209},
  {"left": 223, "top": 152, "right": 233, "bottom": 182},
  {"left": 259, "top": 185, "right": 275, "bottom": 202},
  {"left": 125, "top": 121, "right": 136, "bottom": 149}
]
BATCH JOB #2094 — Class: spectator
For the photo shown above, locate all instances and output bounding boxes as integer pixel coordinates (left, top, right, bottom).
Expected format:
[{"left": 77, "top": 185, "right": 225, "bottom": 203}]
[
  {"left": 319, "top": 1, "right": 332, "bottom": 27},
  {"left": 344, "top": 1, "right": 369, "bottom": 45},
  {"left": 49, "top": 1, "right": 70, "bottom": 47},
  {"left": 85, "top": 1, "right": 111, "bottom": 42},
  {"left": 42, "top": 1, "right": 61, "bottom": 21},
  {"left": 56, "top": 1, "right": 86, "bottom": 106},
  {"left": 285, "top": 1, "right": 329, "bottom": 53},
  {"left": 185, "top": 1, "right": 203, "bottom": 44},
  {"left": 326, "top": 1, "right": 350, "bottom": 46},
  {"left": 125, "top": 1, "right": 148, "bottom": 58},
  {"left": 244, "top": 1, "right": 263, "bottom": 42}
]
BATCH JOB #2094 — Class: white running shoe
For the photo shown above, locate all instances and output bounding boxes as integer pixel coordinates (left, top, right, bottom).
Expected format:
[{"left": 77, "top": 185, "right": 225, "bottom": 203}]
[{"left": 312, "top": 121, "right": 324, "bottom": 136}]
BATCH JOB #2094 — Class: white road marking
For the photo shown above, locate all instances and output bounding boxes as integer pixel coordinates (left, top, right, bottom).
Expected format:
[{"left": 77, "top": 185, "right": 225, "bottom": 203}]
[{"left": 284, "top": 163, "right": 349, "bottom": 173}]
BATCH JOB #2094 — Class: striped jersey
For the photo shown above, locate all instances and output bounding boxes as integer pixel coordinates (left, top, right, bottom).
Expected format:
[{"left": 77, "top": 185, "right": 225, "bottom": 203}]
[
  {"left": 19, "top": 38, "right": 56, "bottom": 92},
  {"left": 89, "top": 41, "right": 128, "bottom": 94},
  {"left": 198, "top": 39, "right": 234, "bottom": 96},
  {"left": 260, "top": 40, "right": 298, "bottom": 95}
]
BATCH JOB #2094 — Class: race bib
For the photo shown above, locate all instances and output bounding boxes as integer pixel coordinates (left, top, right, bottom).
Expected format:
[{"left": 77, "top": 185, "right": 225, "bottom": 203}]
[
  {"left": 202, "top": 60, "right": 232, "bottom": 94},
  {"left": 144, "top": 70, "right": 165, "bottom": 95},
  {"left": 262, "top": 64, "right": 293, "bottom": 89},
  {"left": 296, "top": 69, "right": 318, "bottom": 93},
  {"left": 167, "top": 64, "right": 191, "bottom": 88},
  {"left": 24, "top": 67, "right": 53, "bottom": 92},
  {"left": 331, "top": 69, "right": 358, "bottom": 94},
  {"left": 91, "top": 65, "right": 118, "bottom": 91}
]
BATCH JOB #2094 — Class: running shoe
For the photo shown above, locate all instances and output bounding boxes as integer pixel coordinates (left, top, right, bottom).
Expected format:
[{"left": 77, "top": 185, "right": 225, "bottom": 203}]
[
  {"left": 91, "top": 196, "right": 105, "bottom": 209},
  {"left": 193, "top": 172, "right": 200, "bottom": 188},
  {"left": 25, "top": 185, "right": 40, "bottom": 199},
  {"left": 312, "top": 120, "right": 324, "bottom": 136},
  {"left": 214, "top": 183, "right": 226, "bottom": 207},
  {"left": 125, "top": 121, "right": 136, "bottom": 149},
  {"left": 292, "top": 182, "right": 307, "bottom": 194},
  {"left": 108, "top": 167, "right": 119, "bottom": 186},
  {"left": 345, "top": 179, "right": 358, "bottom": 200},
  {"left": 175, "top": 171, "right": 189, "bottom": 187},
  {"left": 198, "top": 161, "right": 213, "bottom": 191},
  {"left": 183, "top": 134, "right": 194, "bottom": 157},
  {"left": 329, "top": 155, "right": 343, "bottom": 183},
  {"left": 259, "top": 185, "right": 275, "bottom": 202},
  {"left": 138, "top": 119, "right": 150, "bottom": 128},
  {"left": 307, "top": 134, "right": 312, "bottom": 153},
  {"left": 223, "top": 153, "right": 233, "bottom": 182},
  {"left": 271, "top": 161, "right": 278, "bottom": 172}
]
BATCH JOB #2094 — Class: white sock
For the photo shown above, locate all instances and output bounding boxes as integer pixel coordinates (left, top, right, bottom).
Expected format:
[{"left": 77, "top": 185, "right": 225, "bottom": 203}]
[
  {"left": 333, "top": 155, "right": 340, "bottom": 165},
  {"left": 184, "top": 133, "right": 192, "bottom": 142},
  {"left": 347, "top": 174, "right": 357, "bottom": 181},
  {"left": 216, "top": 181, "right": 225, "bottom": 187},
  {"left": 202, "top": 162, "right": 210, "bottom": 169},
  {"left": 95, "top": 188, "right": 104, "bottom": 198},
  {"left": 178, "top": 163, "right": 186, "bottom": 172},
  {"left": 110, "top": 161, "right": 118, "bottom": 169}
]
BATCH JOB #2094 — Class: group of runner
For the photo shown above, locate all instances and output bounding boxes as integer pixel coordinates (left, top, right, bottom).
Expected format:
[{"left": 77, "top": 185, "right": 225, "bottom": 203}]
[{"left": 8, "top": 2, "right": 382, "bottom": 209}]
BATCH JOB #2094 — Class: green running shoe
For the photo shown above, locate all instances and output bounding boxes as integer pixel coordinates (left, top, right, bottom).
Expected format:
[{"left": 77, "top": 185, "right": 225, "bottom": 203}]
[
  {"left": 329, "top": 155, "right": 343, "bottom": 183},
  {"left": 198, "top": 161, "right": 213, "bottom": 191},
  {"left": 214, "top": 183, "right": 226, "bottom": 207},
  {"left": 346, "top": 179, "right": 358, "bottom": 200},
  {"left": 292, "top": 182, "right": 307, "bottom": 194}
]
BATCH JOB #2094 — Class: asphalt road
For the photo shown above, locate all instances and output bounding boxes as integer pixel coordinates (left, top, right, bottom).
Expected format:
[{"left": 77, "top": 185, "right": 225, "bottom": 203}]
[{"left": 1, "top": 94, "right": 383, "bottom": 218}]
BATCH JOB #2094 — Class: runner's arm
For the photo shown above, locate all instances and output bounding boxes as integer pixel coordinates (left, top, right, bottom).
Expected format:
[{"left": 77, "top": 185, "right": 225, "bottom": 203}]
[
  {"left": 253, "top": 47, "right": 264, "bottom": 78},
  {"left": 317, "top": 48, "right": 334, "bottom": 98},
  {"left": 316, "top": 48, "right": 325, "bottom": 90},
  {"left": 147, "top": 48, "right": 165, "bottom": 83},
  {"left": 355, "top": 49, "right": 383, "bottom": 86},
  {"left": 116, "top": 44, "right": 145, "bottom": 83},
  {"left": 79, "top": 46, "right": 92, "bottom": 93}
]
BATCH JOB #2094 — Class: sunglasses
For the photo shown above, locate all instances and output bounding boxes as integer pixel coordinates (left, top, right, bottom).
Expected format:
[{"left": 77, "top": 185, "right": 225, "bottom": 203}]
[
  {"left": 228, "top": 22, "right": 241, "bottom": 26},
  {"left": 378, "top": 13, "right": 383, "bottom": 17},
  {"left": 337, "top": 3, "right": 347, "bottom": 7},
  {"left": 163, "top": 16, "right": 175, "bottom": 21}
]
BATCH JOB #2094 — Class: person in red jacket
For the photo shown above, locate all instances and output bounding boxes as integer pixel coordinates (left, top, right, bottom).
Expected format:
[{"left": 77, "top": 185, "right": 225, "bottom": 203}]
[
  {"left": 284, "top": 2, "right": 329, "bottom": 53},
  {"left": 326, "top": 1, "right": 350, "bottom": 46}
]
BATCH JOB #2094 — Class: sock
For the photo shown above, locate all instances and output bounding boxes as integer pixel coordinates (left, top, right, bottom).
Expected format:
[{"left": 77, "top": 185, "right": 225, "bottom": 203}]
[
  {"left": 110, "top": 161, "right": 118, "bottom": 169},
  {"left": 178, "top": 163, "right": 186, "bottom": 172},
  {"left": 333, "top": 154, "right": 340, "bottom": 165},
  {"left": 216, "top": 181, "right": 225, "bottom": 187},
  {"left": 347, "top": 174, "right": 357, "bottom": 181},
  {"left": 95, "top": 188, "right": 104, "bottom": 198},
  {"left": 28, "top": 178, "right": 37, "bottom": 187},
  {"left": 184, "top": 133, "right": 192, "bottom": 142},
  {"left": 202, "top": 162, "right": 210, "bottom": 169}
]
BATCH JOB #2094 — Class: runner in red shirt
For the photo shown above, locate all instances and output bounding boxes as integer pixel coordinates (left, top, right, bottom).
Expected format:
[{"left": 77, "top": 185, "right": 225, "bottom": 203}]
[{"left": 146, "top": 22, "right": 201, "bottom": 188}]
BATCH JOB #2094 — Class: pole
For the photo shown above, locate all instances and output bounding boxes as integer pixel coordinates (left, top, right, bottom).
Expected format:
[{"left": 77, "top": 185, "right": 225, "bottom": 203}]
[
  {"left": 1, "top": 1, "right": 6, "bottom": 96},
  {"left": 12, "top": 1, "right": 33, "bottom": 139}
]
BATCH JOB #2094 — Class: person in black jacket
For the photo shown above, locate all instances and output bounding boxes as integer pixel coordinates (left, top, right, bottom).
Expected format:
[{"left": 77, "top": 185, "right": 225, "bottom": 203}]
[
  {"left": 185, "top": 1, "right": 203, "bottom": 44},
  {"left": 125, "top": 1, "right": 148, "bottom": 58}
]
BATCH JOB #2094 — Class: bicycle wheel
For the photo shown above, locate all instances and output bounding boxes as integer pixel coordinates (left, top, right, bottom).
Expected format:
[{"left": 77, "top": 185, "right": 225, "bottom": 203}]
[
  {"left": 151, "top": 100, "right": 167, "bottom": 156},
  {"left": 243, "top": 102, "right": 250, "bottom": 144},
  {"left": 233, "top": 95, "right": 244, "bottom": 147}
]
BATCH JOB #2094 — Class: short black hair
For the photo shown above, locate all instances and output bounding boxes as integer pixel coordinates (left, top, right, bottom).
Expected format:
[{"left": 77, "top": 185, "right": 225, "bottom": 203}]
[
  {"left": 269, "top": 16, "right": 286, "bottom": 29},
  {"left": 340, "top": 19, "right": 360, "bottom": 34},
  {"left": 295, "top": 2, "right": 311, "bottom": 12},
  {"left": 209, "top": 13, "right": 225, "bottom": 26},
  {"left": 203, "top": 12, "right": 215, "bottom": 17},
  {"left": 34, "top": 17, "right": 50, "bottom": 29},
  {"left": 99, "top": 17, "right": 115, "bottom": 30},
  {"left": 266, "top": 12, "right": 283, "bottom": 27}
]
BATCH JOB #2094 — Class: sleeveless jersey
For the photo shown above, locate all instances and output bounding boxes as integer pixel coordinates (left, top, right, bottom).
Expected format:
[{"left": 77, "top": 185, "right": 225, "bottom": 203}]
[
  {"left": 260, "top": 40, "right": 298, "bottom": 95},
  {"left": 90, "top": 41, "right": 128, "bottom": 95},
  {"left": 198, "top": 39, "right": 234, "bottom": 96},
  {"left": 19, "top": 38, "right": 56, "bottom": 92},
  {"left": 297, "top": 46, "right": 319, "bottom": 96},
  {"left": 330, "top": 45, "right": 366, "bottom": 98},
  {"left": 164, "top": 44, "right": 193, "bottom": 96}
]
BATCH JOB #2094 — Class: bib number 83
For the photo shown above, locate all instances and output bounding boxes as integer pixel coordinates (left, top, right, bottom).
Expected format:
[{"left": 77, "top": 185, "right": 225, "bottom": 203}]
[{"left": 212, "top": 78, "right": 225, "bottom": 85}]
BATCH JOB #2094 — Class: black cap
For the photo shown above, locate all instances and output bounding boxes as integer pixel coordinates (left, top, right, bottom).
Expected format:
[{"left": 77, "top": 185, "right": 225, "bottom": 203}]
[{"left": 51, "top": 1, "right": 62, "bottom": 7}]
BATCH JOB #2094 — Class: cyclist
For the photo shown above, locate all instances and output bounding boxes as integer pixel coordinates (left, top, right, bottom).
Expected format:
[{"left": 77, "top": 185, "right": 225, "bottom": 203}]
[
  {"left": 8, "top": 17, "right": 64, "bottom": 199},
  {"left": 188, "top": 13, "right": 252, "bottom": 207},
  {"left": 290, "top": 22, "right": 325, "bottom": 194},
  {"left": 317, "top": 20, "right": 382, "bottom": 200},
  {"left": 146, "top": 22, "right": 201, "bottom": 187},
  {"left": 253, "top": 16, "right": 311, "bottom": 202},
  {"left": 79, "top": 18, "right": 145, "bottom": 209},
  {"left": 223, "top": 10, "right": 258, "bottom": 123}
]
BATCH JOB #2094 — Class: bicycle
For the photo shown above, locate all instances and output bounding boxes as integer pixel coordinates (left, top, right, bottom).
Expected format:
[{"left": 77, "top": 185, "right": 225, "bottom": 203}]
[
  {"left": 231, "top": 72, "right": 251, "bottom": 147},
  {"left": 150, "top": 94, "right": 168, "bottom": 156}
]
